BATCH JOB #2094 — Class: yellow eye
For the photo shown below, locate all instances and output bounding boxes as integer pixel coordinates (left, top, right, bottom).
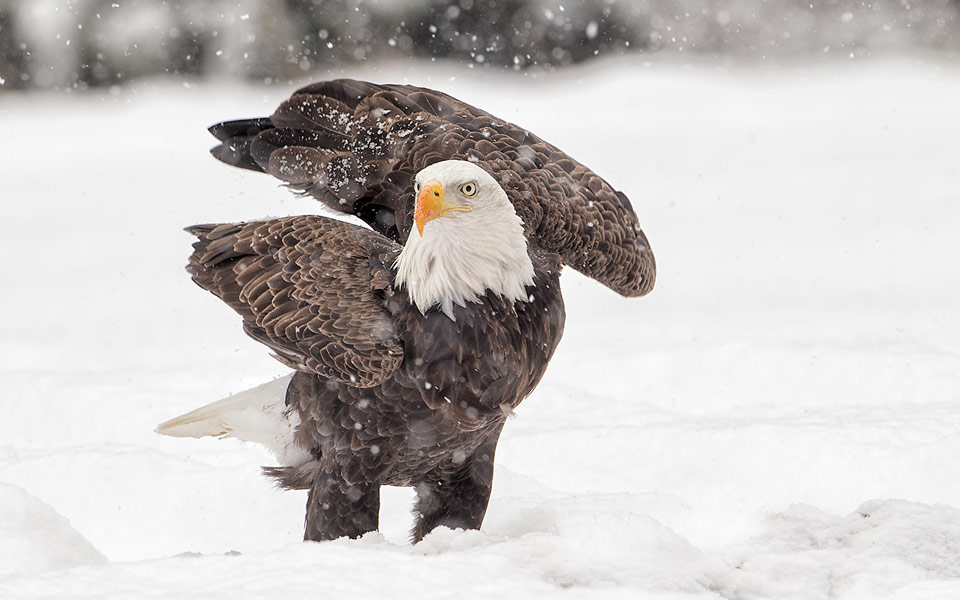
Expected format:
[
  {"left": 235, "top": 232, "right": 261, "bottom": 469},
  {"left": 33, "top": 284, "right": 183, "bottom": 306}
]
[{"left": 459, "top": 182, "right": 478, "bottom": 197}]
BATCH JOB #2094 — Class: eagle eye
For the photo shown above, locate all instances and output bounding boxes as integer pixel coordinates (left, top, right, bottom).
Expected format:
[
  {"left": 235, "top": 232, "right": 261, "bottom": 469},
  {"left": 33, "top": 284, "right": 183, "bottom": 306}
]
[{"left": 459, "top": 182, "right": 478, "bottom": 197}]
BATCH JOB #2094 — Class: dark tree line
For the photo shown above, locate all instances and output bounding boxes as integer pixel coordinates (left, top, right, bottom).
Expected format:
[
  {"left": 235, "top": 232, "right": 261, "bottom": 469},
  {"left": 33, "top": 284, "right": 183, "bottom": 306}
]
[{"left": 1, "top": 0, "right": 958, "bottom": 91}]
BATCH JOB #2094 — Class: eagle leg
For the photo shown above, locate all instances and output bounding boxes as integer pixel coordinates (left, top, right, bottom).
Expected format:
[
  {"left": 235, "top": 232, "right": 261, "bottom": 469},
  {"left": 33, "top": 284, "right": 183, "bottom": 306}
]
[
  {"left": 304, "top": 463, "right": 380, "bottom": 541},
  {"left": 410, "top": 427, "right": 502, "bottom": 543}
]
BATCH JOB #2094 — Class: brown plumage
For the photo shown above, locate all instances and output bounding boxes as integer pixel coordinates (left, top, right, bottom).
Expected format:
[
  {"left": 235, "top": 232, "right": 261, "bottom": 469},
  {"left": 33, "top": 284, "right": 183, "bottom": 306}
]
[
  {"left": 186, "top": 218, "right": 403, "bottom": 388},
  {"left": 210, "top": 79, "right": 655, "bottom": 297},
  {"left": 185, "top": 213, "right": 564, "bottom": 541},
  {"left": 165, "top": 80, "right": 655, "bottom": 543}
]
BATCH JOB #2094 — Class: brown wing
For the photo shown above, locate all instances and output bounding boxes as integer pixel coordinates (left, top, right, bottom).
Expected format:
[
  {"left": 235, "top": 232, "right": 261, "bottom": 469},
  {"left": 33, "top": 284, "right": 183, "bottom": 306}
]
[
  {"left": 209, "top": 79, "right": 656, "bottom": 298},
  {"left": 186, "top": 216, "right": 404, "bottom": 387}
]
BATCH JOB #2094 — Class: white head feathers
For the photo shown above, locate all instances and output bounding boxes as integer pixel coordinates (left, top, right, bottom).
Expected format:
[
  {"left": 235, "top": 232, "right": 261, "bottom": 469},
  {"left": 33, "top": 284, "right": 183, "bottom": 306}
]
[{"left": 394, "top": 160, "right": 535, "bottom": 319}]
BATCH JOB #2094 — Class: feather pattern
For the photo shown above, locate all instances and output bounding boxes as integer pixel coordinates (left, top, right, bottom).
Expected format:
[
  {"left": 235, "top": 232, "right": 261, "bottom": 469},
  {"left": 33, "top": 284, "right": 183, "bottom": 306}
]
[
  {"left": 208, "top": 78, "right": 656, "bottom": 298},
  {"left": 180, "top": 208, "right": 566, "bottom": 541},
  {"left": 186, "top": 216, "right": 404, "bottom": 388}
]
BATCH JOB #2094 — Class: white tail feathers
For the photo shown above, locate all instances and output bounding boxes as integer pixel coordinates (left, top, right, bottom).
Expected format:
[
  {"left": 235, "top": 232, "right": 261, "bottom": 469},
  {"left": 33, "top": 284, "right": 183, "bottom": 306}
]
[{"left": 155, "top": 374, "right": 310, "bottom": 467}]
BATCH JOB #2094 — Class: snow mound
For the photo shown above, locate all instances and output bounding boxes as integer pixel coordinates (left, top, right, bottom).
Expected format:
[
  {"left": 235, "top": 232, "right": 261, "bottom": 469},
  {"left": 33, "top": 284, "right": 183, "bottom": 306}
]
[
  {"left": 419, "top": 491, "right": 718, "bottom": 593},
  {"left": 718, "top": 500, "right": 960, "bottom": 599},
  {"left": 0, "top": 483, "right": 107, "bottom": 575}
]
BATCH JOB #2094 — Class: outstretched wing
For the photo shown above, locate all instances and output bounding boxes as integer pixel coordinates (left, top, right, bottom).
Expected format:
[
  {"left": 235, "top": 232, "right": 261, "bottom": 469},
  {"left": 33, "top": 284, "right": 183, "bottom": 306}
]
[
  {"left": 186, "top": 216, "right": 404, "bottom": 387},
  {"left": 209, "top": 79, "right": 656, "bottom": 298}
]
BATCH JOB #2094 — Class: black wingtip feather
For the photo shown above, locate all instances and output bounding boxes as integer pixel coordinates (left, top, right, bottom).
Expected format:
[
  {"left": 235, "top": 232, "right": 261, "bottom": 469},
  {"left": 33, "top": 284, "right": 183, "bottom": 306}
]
[
  {"left": 210, "top": 141, "right": 264, "bottom": 172},
  {"left": 208, "top": 118, "right": 274, "bottom": 141},
  {"left": 208, "top": 118, "right": 276, "bottom": 172}
]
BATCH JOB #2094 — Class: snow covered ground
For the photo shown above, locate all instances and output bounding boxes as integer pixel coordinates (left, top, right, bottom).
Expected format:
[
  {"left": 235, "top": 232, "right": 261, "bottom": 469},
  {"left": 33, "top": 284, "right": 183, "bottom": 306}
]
[{"left": 1, "top": 55, "right": 959, "bottom": 598}]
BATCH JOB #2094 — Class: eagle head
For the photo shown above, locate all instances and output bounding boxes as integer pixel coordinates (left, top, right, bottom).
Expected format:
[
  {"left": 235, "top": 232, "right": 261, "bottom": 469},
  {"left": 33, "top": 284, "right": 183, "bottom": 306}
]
[{"left": 394, "top": 160, "right": 535, "bottom": 320}]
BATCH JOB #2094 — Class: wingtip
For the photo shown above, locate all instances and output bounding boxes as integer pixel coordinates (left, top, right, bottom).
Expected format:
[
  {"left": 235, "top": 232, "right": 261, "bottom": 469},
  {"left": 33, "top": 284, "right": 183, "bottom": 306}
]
[
  {"left": 208, "top": 118, "right": 274, "bottom": 141},
  {"left": 209, "top": 142, "right": 235, "bottom": 164},
  {"left": 183, "top": 224, "right": 217, "bottom": 236},
  {"left": 210, "top": 140, "right": 267, "bottom": 173},
  {"left": 207, "top": 121, "right": 226, "bottom": 140}
]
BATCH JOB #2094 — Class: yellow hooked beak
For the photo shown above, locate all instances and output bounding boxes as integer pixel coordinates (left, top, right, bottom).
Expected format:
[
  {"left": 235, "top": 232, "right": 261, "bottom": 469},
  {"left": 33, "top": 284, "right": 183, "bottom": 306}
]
[{"left": 414, "top": 181, "right": 472, "bottom": 237}]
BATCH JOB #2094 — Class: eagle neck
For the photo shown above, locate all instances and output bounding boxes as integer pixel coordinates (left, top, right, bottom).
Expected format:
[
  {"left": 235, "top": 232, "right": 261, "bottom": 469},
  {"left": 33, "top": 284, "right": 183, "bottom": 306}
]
[{"left": 393, "top": 207, "right": 535, "bottom": 320}]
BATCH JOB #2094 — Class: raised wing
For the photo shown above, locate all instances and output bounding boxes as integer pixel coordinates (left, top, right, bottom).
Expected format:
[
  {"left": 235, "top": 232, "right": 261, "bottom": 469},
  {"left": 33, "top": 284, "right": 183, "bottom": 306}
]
[
  {"left": 209, "top": 79, "right": 655, "bottom": 298},
  {"left": 186, "top": 216, "right": 404, "bottom": 387}
]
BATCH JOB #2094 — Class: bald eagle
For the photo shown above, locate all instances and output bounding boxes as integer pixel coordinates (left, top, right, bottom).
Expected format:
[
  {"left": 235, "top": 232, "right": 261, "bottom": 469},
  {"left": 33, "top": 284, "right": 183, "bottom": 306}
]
[{"left": 157, "top": 80, "right": 655, "bottom": 543}]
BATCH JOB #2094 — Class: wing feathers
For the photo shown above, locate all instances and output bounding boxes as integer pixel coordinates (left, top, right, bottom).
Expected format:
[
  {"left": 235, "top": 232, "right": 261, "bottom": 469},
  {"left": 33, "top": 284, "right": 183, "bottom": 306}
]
[
  {"left": 208, "top": 78, "right": 656, "bottom": 297},
  {"left": 187, "top": 216, "right": 404, "bottom": 387},
  {"left": 208, "top": 119, "right": 275, "bottom": 172}
]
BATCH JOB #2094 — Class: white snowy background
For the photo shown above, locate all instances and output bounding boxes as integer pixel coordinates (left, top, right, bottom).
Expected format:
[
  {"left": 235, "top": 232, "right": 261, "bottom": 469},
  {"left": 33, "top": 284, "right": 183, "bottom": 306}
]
[{"left": 1, "top": 55, "right": 959, "bottom": 598}]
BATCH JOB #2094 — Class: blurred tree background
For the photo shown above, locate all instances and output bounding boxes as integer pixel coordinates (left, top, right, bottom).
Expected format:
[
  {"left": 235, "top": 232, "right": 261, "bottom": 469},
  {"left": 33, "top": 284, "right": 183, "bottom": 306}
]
[{"left": 0, "top": 0, "right": 958, "bottom": 91}]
